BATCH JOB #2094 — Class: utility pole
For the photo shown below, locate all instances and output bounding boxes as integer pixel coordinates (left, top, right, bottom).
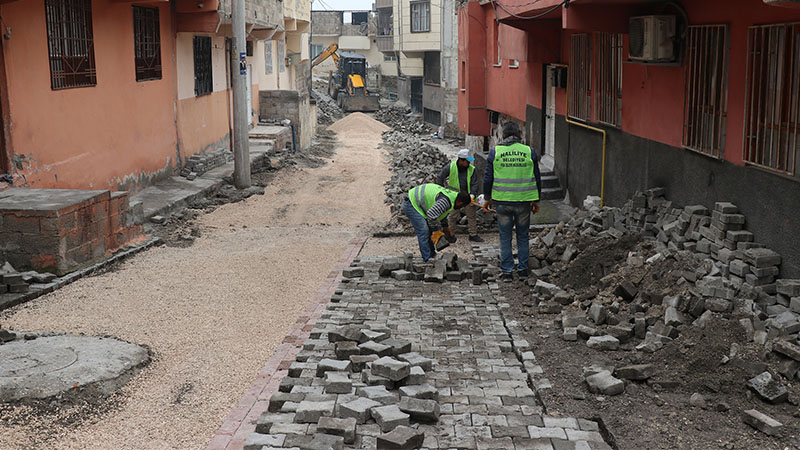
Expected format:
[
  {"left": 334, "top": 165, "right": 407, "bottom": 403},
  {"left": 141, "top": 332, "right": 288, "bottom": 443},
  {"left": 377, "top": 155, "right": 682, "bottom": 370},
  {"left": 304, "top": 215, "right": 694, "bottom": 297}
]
[{"left": 231, "top": 0, "right": 251, "bottom": 189}]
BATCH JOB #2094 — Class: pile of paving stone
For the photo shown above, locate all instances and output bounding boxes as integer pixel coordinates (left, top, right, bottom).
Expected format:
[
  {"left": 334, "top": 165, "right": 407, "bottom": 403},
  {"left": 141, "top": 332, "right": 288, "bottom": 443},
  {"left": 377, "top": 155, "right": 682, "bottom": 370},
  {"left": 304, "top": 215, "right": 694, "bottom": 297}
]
[
  {"left": 381, "top": 131, "right": 451, "bottom": 227},
  {"left": 312, "top": 88, "right": 343, "bottom": 125},
  {"left": 477, "top": 188, "right": 800, "bottom": 433},
  {"left": 247, "top": 324, "right": 439, "bottom": 450},
  {"left": 179, "top": 149, "right": 233, "bottom": 180},
  {"left": 0, "top": 262, "right": 56, "bottom": 295},
  {"left": 375, "top": 104, "right": 433, "bottom": 135},
  {"left": 358, "top": 252, "right": 486, "bottom": 284}
]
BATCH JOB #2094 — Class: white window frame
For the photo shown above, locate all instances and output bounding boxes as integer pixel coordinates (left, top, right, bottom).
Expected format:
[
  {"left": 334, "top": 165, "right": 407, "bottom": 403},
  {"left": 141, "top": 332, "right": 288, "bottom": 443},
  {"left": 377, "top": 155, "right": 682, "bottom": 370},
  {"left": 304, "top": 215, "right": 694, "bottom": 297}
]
[{"left": 410, "top": 1, "right": 430, "bottom": 33}]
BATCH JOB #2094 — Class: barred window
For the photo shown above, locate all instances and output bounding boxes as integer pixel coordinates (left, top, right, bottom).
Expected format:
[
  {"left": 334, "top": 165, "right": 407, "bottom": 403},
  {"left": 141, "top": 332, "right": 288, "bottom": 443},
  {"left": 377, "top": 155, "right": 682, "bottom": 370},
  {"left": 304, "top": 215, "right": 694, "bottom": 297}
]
[
  {"left": 265, "top": 41, "right": 273, "bottom": 74},
  {"left": 743, "top": 23, "right": 800, "bottom": 174},
  {"left": 683, "top": 25, "right": 729, "bottom": 158},
  {"left": 594, "top": 32, "right": 622, "bottom": 127},
  {"left": 193, "top": 36, "right": 213, "bottom": 96},
  {"left": 568, "top": 34, "right": 591, "bottom": 122},
  {"left": 278, "top": 39, "right": 286, "bottom": 73},
  {"left": 133, "top": 6, "right": 161, "bottom": 82},
  {"left": 411, "top": 2, "right": 430, "bottom": 33},
  {"left": 45, "top": 0, "right": 96, "bottom": 90}
]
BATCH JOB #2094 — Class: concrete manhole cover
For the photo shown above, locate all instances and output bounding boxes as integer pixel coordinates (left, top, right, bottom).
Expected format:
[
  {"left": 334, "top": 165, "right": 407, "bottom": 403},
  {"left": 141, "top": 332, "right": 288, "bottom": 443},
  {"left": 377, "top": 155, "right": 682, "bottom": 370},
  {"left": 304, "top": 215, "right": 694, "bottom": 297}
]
[{"left": 0, "top": 334, "right": 149, "bottom": 402}]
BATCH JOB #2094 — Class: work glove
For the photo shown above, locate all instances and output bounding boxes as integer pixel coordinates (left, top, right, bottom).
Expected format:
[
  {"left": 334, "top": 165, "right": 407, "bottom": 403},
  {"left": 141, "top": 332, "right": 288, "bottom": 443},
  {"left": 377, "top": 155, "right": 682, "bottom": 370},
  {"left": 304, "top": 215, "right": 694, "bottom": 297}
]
[
  {"left": 431, "top": 230, "right": 445, "bottom": 246},
  {"left": 531, "top": 201, "right": 540, "bottom": 214},
  {"left": 483, "top": 199, "right": 494, "bottom": 213},
  {"left": 443, "top": 227, "right": 457, "bottom": 243}
]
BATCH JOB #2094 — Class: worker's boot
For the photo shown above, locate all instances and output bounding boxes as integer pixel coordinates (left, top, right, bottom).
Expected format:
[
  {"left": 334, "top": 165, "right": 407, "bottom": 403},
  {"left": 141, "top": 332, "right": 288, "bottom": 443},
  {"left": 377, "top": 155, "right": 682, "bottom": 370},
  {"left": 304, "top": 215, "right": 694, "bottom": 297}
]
[{"left": 469, "top": 235, "right": 485, "bottom": 242}]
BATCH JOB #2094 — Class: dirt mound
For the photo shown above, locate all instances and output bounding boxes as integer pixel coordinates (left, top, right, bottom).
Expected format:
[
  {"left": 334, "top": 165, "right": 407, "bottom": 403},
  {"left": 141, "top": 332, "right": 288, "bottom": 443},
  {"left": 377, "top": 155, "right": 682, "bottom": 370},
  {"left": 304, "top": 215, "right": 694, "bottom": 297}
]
[
  {"left": 552, "top": 235, "right": 641, "bottom": 290},
  {"left": 328, "top": 112, "right": 389, "bottom": 134}
]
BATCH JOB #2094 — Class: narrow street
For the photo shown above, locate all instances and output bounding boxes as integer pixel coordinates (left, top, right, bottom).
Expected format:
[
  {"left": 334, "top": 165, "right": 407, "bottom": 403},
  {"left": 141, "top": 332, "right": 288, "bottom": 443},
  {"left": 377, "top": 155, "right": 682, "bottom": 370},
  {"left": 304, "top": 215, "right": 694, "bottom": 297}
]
[{"left": 0, "top": 114, "right": 391, "bottom": 449}]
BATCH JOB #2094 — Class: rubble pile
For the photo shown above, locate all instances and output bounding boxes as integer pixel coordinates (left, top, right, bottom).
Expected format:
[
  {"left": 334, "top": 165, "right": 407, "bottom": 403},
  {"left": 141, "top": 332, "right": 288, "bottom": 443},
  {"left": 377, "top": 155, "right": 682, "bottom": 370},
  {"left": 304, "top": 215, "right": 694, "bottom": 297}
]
[
  {"left": 312, "top": 88, "right": 343, "bottom": 125},
  {"left": 247, "top": 322, "right": 437, "bottom": 449},
  {"left": 0, "top": 262, "right": 56, "bottom": 296},
  {"left": 375, "top": 103, "right": 433, "bottom": 135},
  {"left": 178, "top": 149, "right": 233, "bottom": 181},
  {"left": 478, "top": 188, "right": 800, "bottom": 433},
  {"left": 381, "top": 130, "right": 450, "bottom": 227}
]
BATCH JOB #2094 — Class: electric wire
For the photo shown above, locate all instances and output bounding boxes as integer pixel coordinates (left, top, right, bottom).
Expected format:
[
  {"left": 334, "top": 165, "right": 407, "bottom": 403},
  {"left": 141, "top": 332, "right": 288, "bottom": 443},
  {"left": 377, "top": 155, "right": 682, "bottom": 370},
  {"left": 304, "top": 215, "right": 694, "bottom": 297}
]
[{"left": 492, "top": 0, "right": 567, "bottom": 20}]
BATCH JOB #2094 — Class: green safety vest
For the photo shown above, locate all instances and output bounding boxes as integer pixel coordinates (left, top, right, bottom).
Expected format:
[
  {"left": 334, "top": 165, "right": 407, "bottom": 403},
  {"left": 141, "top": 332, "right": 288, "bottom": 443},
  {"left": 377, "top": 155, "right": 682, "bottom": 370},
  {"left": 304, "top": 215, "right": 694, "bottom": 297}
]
[
  {"left": 408, "top": 183, "right": 459, "bottom": 221},
  {"left": 448, "top": 161, "right": 474, "bottom": 195},
  {"left": 492, "top": 142, "right": 539, "bottom": 202}
]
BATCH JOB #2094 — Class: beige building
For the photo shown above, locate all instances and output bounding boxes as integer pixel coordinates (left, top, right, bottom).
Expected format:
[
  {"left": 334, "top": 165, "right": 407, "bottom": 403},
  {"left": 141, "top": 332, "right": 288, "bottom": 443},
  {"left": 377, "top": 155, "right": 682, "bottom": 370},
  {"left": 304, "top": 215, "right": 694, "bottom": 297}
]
[{"left": 376, "top": 0, "right": 459, "bottom": 133}]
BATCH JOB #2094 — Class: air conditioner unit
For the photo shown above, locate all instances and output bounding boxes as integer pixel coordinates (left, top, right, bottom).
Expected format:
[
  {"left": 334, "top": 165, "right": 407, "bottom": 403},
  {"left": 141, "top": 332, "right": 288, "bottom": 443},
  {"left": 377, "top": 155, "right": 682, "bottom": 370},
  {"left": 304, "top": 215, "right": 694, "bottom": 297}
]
[{"left": 629, "top": 15, "right": 676, "bottom": 62}]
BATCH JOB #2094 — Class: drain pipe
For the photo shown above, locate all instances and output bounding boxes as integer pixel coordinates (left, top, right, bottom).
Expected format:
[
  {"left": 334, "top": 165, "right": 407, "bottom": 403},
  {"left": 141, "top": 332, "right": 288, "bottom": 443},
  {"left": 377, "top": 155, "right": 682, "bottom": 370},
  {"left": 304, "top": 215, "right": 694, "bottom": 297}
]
[{"left": 564, "top": 71, "right": 607, "bottom": 207}]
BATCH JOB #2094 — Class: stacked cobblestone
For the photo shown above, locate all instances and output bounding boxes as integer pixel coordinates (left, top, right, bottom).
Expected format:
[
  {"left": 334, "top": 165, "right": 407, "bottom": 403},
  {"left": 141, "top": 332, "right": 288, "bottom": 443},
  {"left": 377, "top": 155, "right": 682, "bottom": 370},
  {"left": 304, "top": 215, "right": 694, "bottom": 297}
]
[
  {"left": 244, "top": 256, "right": 611, "bottom": 449},
  {"left": 0, "top": 262, "right": 56, "bottom": 296},
  {"left": 179, "top": 149, "right": 233, "bottom": 180},
  {"left": 375, "top": 104, "right": 433, "bottom": 135}
]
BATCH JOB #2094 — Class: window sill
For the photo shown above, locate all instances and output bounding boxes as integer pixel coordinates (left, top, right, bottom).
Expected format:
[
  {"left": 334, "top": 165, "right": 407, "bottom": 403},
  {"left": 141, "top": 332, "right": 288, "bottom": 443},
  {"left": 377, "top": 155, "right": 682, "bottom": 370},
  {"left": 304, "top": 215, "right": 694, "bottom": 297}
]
[
  {"left": 460, "top": 88, "right": 466, "bottom": 92},
  {"left": 492, "top": 63, "right": 502, "bottom": 68},
  {"left": 509, "top": 64, "right": 519, "bottom": 69}
]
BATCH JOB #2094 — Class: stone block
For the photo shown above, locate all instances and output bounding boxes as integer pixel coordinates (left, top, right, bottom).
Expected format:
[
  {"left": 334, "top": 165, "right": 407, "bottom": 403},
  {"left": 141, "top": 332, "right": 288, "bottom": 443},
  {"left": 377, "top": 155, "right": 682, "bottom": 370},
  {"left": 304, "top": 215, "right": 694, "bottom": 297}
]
[
  {"left": 664, "top": 306, "right": 685, "bottom": 326},
  {"left": 743, "top": 248, "right": 781, "bottom": 268},
  {"left": 338, "top": 397, "right": 382, "bottom": 424},
  {"left": 335, "top": 341, "right": 360, "bottom": 360},
  {"left": 362, "top": 369, "right": 394, "bottom": 388},
  {"left": 586, "top": 335, "right": 619, "bottom": 351},
  {"left": 402, "top": 366, "right": 426, "bottom": 385},
  {"left": 391, "top": 269, "right": 413, "bottom": 281},
  {"left": 773, "top": 340, "right": 800, "bottom": 361},
  {"left": 342, "top": 266, "right": 364, "bottom": 278},
  {"left": 306, "top": 433, "right": 345, "bottom": 450},
  {"left": 705, "top": 298, "right": 731, "bottom": 312},
  {"left": 398, "top": 396, "right": 440, "bottom": 422},
  {"left": 615, "top": 364, "right": 656, "bottom": 381},
  {"left": 371, "top": 356, "right": 411, "bottom": 381},
  {"left": 325, "top": 372, "right": 353, "bottom": 394},
  {"left": 317, "top": 417, "right": 357, "bottom": 444},
  {"left": 397, "top": 352, "right": 434, "bottom": 371},
  {"left": 295, "top": 400, "right": 336, "bottom": 423},
  {"left": 588, "top": 303, "right": 607, "bottom": 325},
  {"left": 329, "top": 325, "right": 363, "bottom": 343},
  {"left": 359, "top": 340, "right": 393, "bottom": 357},
  {"left": 360, "top": 329, "right": 391, "bottom": 343},
  {"left": 317, "top": 358, "right": 351, "bottom": 377},
  {"left": 350, "top": 354, "right": 379, "bottom": 372},
  {"left": 254, "top": 412, "right": 295, "bottom": 434},
  {"left": 243, "top": 433, "right": 286, "bottom": 450},
  {"left": 371, "top": 404, "right": 410, "bottom": 432},
  {"left": 576, "top": 325, "right": 598, "bottom": 340},
  {"left": 614, "top": 281, "right": 638, "bottom": 301},
  {"left": 381, "top": 338, "right": 412, "bottom": 356},
  {"left": 398, "top": 383, "right": 439, "bottom": 400},
  {"left": 777, "top": 279, "right": 800, "bottom": 297},
  {"left": 742, "top": 409, "right": 783, "bottom": 436},
  {"left": 747, "top": 372, "right": 788, "bottom": 404},
  {"left": 268, "top": 392, "right": 305, "bottom": 412},
  {"left": 357, "top": 385, "right": 399, "bottom": 405},
  {"left": 376, "top": 425, "right": 425, "bottom": 450},
  {"left": 585, "top": 371, "right": 624, "bottom": 395},
  {"left": 562, "top": 327, "right": 578, "bottom": 341}
]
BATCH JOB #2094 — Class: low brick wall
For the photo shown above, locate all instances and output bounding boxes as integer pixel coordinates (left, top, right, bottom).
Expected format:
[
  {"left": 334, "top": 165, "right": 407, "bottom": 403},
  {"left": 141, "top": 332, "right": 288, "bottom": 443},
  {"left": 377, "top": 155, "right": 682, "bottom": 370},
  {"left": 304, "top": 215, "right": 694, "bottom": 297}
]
[{"left": 0, "top": 189, "right": 143, "bottom": 275}]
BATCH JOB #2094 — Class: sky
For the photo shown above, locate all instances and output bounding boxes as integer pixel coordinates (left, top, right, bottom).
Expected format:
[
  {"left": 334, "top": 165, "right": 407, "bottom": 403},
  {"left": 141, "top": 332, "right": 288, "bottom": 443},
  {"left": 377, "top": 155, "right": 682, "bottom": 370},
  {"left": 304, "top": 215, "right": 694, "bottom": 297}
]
[{"left": 312, "top": 0, "right": 373, "bottom": 11}]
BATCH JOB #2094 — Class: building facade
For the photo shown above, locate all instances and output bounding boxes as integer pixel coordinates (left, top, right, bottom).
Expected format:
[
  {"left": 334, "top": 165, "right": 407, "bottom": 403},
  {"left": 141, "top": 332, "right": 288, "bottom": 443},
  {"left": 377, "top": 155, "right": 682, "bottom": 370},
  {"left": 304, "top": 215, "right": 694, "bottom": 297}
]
[
  {"left": 0, "top": 0, "right": 311, "bottom": 192},
  {"left": 376, "top": 0, "right": 459, "bottom": 133},
  {"left": 459, "top": 0, "right": 800, "bottom": 275}
]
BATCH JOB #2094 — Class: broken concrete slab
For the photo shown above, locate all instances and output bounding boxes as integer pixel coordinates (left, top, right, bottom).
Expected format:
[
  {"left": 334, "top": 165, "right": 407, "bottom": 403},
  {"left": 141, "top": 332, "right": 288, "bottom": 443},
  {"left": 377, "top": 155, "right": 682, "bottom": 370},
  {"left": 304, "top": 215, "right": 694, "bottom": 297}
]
[
  {"left": 742, "top": 409, "right": 783, "bottom": 436},
  {"left": 747, "top": 372, "right": 788, "bottom": 404}
]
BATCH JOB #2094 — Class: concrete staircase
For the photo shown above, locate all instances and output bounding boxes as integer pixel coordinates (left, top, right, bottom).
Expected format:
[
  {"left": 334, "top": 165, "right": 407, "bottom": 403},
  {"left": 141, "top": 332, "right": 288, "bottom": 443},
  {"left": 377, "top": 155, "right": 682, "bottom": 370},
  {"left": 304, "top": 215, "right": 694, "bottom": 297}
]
[{"left": 540, "top": 169, "right": 566, "bottom": 201}]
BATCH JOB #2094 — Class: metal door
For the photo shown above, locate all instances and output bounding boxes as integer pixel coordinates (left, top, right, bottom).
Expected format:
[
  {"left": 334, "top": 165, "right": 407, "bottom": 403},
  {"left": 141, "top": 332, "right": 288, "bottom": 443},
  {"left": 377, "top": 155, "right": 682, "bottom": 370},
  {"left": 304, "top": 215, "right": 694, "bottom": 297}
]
[{"left": 410, "top": 78, "right": 423, "bottom": 113}]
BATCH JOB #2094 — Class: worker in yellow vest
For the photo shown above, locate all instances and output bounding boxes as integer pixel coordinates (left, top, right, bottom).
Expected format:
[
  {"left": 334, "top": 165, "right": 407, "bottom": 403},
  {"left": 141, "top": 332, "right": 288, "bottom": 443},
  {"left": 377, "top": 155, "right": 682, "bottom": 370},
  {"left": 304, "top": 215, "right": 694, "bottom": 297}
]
[
  {"left": 483, "top": 122, "right": 542, "bottom": 283},
  {"left": 402, "top": 183, "right": 471, "bottom": 262},
  {"left": 437, "top": 149, "right": 484, "bottom": 242}
]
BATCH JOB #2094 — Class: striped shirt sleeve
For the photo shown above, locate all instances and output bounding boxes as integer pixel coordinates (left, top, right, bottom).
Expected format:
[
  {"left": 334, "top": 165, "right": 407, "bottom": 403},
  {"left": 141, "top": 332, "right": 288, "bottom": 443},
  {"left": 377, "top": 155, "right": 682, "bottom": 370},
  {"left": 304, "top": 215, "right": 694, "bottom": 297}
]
[{"left": 426, "top": 195, "right": 452, "bottom": 222}]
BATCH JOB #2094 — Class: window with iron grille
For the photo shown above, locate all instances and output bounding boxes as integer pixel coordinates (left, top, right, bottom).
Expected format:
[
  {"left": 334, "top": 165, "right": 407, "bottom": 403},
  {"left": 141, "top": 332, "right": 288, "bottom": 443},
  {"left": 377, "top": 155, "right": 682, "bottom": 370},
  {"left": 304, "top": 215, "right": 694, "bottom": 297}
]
[
  {"left": 193, "top": 36, "right": 213, "bottom": 96},
  {"left": 265, "top": 41, "right": 273, "bottom": 74},
  {"left": 594, "top": 32, "right": 622, "bottom": 127},
  {"left": 45, "top": 0, "right": 96, "bottom": 90},
  {"left": 278, "top": 39, "right": 286, "bottom": 72},
  {"left": 411, "top": 2, "right": 430, "bottom": 33},
  {"left": 743, "top": 23, "right": 800, "bottom": 174},
  {"left": 133, "top": 6, "right": 161, "bottom": 82},
  {"left": 568, "top": 34, "right": 591, "bottom": 122},
  {"left": 683, "top": 25, "right": 729, "bottom": 159}
]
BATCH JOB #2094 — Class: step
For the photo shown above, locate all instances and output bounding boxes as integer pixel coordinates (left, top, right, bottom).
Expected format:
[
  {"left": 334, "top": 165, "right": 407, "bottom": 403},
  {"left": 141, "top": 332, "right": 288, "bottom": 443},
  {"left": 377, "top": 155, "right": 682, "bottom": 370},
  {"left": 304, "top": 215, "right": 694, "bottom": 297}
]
[
  {"left": 540, "top": 174, "right": 561, "bottom": 189},
  {"left": 540, "top": 187, "right": 565, "bottom": 201}
]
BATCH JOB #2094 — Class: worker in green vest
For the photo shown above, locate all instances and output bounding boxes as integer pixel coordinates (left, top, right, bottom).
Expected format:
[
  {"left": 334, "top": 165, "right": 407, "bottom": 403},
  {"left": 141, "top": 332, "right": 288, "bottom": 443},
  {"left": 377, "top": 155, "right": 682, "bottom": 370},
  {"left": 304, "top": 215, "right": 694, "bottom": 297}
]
[
  {"left": 402, "top": 183, "right": 471, "bottom": 262},
  {"left": 483, "top": 122, "right": 542, "bottom": 283},
  {"left": 437, "top": 149, "right": 484, "bottom": 243}
]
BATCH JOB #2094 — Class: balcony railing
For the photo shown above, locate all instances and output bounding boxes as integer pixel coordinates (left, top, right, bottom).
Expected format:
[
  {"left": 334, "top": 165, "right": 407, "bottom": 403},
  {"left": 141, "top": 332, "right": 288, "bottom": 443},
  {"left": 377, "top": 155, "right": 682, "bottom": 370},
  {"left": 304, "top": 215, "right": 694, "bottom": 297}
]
[
  {"left": 376, "top": 0, "right": 392, "bottom": 9},
  {"left": 376, "top": 35, "right": 395, "bottom": 52}
]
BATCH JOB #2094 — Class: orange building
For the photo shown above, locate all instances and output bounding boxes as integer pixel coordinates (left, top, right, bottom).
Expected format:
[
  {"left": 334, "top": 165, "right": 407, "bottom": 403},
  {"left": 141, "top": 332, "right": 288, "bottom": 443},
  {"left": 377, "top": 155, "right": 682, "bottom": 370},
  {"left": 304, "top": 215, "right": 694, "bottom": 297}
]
[{"left": 0, "top": 0, "right": 297, "bottom": 192}]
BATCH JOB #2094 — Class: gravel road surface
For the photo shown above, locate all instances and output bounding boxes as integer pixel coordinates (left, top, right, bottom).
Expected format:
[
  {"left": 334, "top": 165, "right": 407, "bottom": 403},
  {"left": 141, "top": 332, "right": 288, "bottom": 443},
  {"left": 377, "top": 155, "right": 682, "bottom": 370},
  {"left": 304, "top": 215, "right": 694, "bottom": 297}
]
[{"left": 0, "top": 114, "right": 390, "bottom": 450}]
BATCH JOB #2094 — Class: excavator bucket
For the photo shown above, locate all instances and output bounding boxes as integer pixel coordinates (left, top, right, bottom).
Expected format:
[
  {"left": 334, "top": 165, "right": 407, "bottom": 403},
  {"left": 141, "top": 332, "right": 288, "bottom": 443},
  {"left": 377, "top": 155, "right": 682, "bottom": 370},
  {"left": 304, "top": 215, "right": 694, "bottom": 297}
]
[{"left": 340, "top": 94, "right": 381, "bottom": 112}]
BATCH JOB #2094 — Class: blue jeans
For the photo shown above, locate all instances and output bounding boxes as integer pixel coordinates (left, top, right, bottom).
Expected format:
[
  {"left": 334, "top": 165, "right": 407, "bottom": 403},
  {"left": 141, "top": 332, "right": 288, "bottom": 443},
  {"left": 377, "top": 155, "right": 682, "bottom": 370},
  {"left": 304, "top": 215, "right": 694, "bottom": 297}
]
[
  {"left": 402, "top": 198, "right": 436, "bottom": 262},
  {"left": 496, "top": 203, "right": 531, "bottom": 274}
]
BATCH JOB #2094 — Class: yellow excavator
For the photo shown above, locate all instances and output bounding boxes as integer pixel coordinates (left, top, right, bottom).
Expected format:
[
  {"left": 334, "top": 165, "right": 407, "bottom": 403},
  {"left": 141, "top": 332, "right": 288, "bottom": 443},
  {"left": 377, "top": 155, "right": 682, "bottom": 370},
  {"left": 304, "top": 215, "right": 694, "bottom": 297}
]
[{"left": 311, "top": 43, "right": 381, "bottom": 112}]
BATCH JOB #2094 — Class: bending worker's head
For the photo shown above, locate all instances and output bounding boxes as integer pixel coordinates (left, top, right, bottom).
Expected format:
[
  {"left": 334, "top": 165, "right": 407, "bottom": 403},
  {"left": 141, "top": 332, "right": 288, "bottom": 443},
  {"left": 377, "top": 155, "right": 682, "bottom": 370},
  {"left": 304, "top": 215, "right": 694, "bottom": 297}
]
[
  {"left": 502, "top": 121, "right": 522, "bottom": 139},
  {"left": 454, "top": 192, "right": 471, "bottom": 209}
]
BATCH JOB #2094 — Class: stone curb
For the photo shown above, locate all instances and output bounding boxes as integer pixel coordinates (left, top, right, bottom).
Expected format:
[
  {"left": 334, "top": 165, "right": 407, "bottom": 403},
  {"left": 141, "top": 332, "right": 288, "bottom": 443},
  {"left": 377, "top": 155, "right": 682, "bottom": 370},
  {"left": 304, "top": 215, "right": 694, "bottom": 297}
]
[
  {"left": 0, "top": 236, "right": 163, "bottom": 312},
  {"left": 206, "top": 236, "right": 368, "bottom": 450}
]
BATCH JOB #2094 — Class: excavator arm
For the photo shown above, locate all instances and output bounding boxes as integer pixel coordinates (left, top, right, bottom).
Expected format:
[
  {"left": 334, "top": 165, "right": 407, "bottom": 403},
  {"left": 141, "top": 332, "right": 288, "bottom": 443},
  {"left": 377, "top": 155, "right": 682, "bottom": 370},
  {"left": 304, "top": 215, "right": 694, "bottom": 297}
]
[{"left": 311, "top": 43, "right": 340, "bottom": 68}]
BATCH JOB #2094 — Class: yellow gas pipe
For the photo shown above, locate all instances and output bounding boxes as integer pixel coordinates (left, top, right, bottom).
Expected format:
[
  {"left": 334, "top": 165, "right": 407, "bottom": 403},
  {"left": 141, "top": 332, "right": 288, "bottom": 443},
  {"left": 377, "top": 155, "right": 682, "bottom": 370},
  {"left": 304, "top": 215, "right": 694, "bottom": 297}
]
[{"left": 563, "top": 68, "right": 607, "bottom": 207}]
